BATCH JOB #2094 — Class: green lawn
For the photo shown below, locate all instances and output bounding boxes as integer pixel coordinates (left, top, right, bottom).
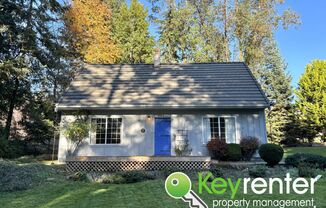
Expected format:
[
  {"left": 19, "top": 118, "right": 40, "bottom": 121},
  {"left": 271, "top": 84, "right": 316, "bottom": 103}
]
[
  {"left": 0, "top": 166, "right": 325, "bottom": 208},
  {"left": 1, "top": 153, "right": 326, "bottom": 208},
  {"left": 284, "top": 146, "right": 326, "bottom": 157},
  {"left": 1, "top": 178, "right": 326, "bottom": 208}
]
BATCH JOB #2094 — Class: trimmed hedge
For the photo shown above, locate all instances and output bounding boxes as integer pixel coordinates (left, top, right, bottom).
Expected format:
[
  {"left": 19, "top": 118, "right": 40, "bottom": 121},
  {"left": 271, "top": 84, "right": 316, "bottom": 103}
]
[
  {"left": 285, "top": 153, "right": 326, "bottom": 169},
  {"left": 259, "top": 144, "right": 284, "bottom": 167},
  {"left": 226, "top": 143, "right": 242, "bottom": 161}
]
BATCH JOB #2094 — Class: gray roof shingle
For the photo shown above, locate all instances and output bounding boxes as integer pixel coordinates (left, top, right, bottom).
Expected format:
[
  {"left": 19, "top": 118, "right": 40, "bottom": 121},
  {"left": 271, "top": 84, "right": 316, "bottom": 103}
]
[{"left": 56, "top": 62, "right": 270, "bottom": 111}]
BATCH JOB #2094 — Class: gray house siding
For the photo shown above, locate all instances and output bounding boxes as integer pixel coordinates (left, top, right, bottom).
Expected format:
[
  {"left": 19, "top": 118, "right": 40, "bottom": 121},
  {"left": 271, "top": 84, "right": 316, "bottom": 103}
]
[
  {"left": 58, "top": 115, "right": 154, "bottom": 161},
  {"left": 58, "top": 109, "right": 267, "bottom": 162}
]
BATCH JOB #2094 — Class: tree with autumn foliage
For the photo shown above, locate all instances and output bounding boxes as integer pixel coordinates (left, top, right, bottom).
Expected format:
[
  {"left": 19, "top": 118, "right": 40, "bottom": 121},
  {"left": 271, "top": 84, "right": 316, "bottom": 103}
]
[{"left": 64, "top": 0, "right": 120, "bottom": 64}]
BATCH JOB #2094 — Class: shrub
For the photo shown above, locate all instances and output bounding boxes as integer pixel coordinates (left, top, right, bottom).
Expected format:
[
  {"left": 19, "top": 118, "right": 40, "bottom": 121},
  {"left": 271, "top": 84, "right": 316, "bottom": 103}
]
[
  {"left": 208, "top": 167, "right": 223, "bottom": 182},
  {"left": 0, "top": 161, "right": 56, "bottom": 192},
  {"left": 118, "top": 170, "right": 155, "bottom": 183},
  {"left": 101, "top": 174, "right": 125, "bottom": 184},
  {"left": 240, "top": 137, "right": 260, "bottom": 161},
  {"left": 162, "top": 167, "right": 183, "bottom": 178},
  {"left": 225, "top": 144, "right": 242, "bottom": 161},
  {"left": 204, "top": 168, "right": 224, "bottom": 182},
  {"left": 101, "top": 171, "right": 155, "bottom": 184},
  {"left": 0, "top": 140, "right": 26, "bottom": 159},
  {"left": 7, "top": 140, "right": 25, "bottom": 158},
  {"left": 174, "top": 138, "right": 192, "bottom": 156},
  {"left": 0, "top": 161, "right": 34, "bottom": 191},
  {"left": 0, "top": 140, "right": 8, "bottom": 158},
  {"left": 298, "top": 163, "right": 318, "bottom": 178},
  {"left": 67, "top": 172, "right": 88, "bottom": 181},
  {"left": 280, "top": 137, "right": 301, "bottom": 147},
  {"left": 207, "top": 139, "right": 227, "bottom": 160},
  {"left": 285, "top": 153, "right": 326, "bottom": 169},
  {"left": 249, "top": 165, "right": 267, "bottom": 178},
  {"left": 63, "top": 118, "right": 90, "bottom": 156},
  {"left": 259, "top": 144, "right": 284, "bottom": 167}
]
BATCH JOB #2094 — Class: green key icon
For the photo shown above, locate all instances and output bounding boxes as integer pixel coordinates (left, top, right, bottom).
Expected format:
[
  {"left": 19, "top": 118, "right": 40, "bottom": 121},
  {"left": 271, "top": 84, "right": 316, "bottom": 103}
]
[{"left": 165, "top": 172, "right": 208, "bottom": 208}]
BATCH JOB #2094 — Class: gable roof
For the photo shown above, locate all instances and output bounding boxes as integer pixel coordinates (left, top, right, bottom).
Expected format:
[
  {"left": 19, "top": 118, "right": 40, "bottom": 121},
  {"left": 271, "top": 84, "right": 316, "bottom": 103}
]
[{"left": 56, "top": 62, "right": 270, "bottom": 111}]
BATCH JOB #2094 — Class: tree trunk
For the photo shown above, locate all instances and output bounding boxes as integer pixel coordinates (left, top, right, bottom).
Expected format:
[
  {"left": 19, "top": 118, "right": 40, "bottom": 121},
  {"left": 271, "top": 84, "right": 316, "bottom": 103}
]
[
  {"left": 53, "top": 76, "right": 58, "bottom": 124},
  {"left": 3, "top": 78, "right": 19, "bottom": 140},
  {"left": 223, "top": 0, "right": 229, "bottom": 61}
]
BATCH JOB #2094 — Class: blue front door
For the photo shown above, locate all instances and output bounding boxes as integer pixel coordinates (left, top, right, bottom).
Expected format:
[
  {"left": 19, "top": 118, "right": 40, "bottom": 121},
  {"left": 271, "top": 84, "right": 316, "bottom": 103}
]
[{"left": 154, "top": 118, "right": 171, "bottom": 156}]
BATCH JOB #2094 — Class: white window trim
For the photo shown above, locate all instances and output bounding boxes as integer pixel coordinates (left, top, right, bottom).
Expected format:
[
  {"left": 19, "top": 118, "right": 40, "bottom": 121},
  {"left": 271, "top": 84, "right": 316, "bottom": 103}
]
[
  {"left": 89, "top": 115, "right": 123, "bottom": 145},
  {"left": 218, "top": 117, "right": 221, "bottom": 138},
  {"left": 202, "top": 115, "right": 237, "bottom": 144}
]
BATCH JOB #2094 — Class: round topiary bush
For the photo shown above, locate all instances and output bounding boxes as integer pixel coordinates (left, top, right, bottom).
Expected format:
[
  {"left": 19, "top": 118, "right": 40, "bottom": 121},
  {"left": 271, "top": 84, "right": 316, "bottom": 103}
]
[
  {"left": 258, "top": 144, "right": 284, "bottom": 167},
  {"left": 226, "top": 143, "right": 242, "bottom": 161}
]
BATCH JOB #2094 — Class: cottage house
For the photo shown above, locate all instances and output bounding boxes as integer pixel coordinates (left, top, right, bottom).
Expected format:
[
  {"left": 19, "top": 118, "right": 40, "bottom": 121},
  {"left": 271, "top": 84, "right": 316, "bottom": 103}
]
[{"left": 56, "top": 59, "right": 269, "bottom": 170}]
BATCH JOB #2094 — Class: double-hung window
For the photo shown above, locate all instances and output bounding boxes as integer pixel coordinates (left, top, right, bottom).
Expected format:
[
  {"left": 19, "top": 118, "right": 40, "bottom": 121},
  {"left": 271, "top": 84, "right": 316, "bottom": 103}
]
[
  {"left": 203, "top": 116, "right": 236, "bottom": 144},
  {"left": 91, "top": 117, "right": 122, "bottom": 144}
]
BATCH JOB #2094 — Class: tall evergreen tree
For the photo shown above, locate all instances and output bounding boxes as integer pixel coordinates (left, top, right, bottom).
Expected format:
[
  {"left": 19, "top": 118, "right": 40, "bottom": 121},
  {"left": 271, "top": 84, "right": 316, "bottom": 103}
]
[
  {"left": 0, "top": 0, "right": 32, "bottom": 139},
  {"left": 295, "top": 60, "right": 326, "bottom": 141},
  {"left": 0, "top": 0, "right": 72, "bottom": 140},
  {"left": 283, "top": 105, "right": 317, "bottom": 144},
  {"left": 112, "top": 0, "right": 154, "bottom": 63},
  {"left": 188, "top": 0, "right": 225, "bottom": 62},
  {"left": 261, "top": 41, "right": 293, "bottom": 144},
  {"left": 159, "top": 0, "right": 225, "bottom": 63},
  {"left": 159, "top": 1, "right": 195, "bottom": 63}
]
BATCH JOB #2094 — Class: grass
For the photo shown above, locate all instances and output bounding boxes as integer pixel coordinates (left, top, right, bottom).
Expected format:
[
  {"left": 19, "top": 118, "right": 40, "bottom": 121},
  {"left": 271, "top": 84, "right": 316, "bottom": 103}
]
[
  {"left": 284, "top": 146, "right": 326, "bottom": 157},
  {"left": 1, "top": 177, "right": 325, "bottom": 208},
  {"left": 0, "top": 179, "right": 185, "bottom": 208},
  {"left": 0, "top": 161, "right": 325, "bottom": 208}
]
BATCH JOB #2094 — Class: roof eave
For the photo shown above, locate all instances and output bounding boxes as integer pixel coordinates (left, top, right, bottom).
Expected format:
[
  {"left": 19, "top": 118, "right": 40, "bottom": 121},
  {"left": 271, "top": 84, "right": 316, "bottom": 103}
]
[{"left": 55, "top": 104, "right": 270, "bottom": 112}]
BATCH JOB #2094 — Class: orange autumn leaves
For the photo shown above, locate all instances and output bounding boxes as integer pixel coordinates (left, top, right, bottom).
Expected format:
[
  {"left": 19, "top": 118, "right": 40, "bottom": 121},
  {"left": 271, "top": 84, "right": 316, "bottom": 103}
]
[{"left": 65, "top": 0, "right": 120, "bottom": 64}]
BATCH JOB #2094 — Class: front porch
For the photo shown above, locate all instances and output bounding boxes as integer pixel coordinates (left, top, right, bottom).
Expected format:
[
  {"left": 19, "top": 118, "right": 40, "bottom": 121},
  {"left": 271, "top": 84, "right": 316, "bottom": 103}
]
[{"left": 66, "top": 156, "right": 211, "bottom": 172}]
